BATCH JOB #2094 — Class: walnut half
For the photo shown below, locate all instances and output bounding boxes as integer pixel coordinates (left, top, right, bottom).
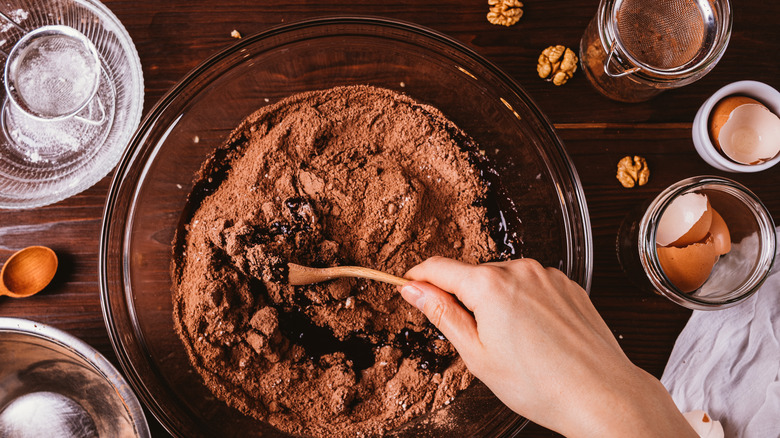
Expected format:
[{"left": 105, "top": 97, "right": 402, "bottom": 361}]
[
  {"left": 537, "top": 45, "right": 578, "bottom": 86},
  {"left": 617, "top": 156, "right": 650, "bottom": 188},
  {"left": 487, "top": 0, "right": 524, "bottom": 27}
]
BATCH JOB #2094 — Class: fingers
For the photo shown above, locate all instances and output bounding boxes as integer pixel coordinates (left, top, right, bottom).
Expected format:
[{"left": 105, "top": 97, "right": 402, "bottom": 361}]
[
  {"left": 404, "top": 256, "right": 487, "bottom": 310},
  {"left": 407, "top": 256, "right": 547, "bottom": 311},
  {"left": 405, "top": 256, "right": 473, "bottom": 291},
  {"left": 400, "top": 281, "right": 483, "bottom": 359}
]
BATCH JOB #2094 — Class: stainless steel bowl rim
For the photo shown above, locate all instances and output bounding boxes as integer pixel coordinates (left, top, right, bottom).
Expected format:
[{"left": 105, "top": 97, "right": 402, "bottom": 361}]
[{"left": 0, "top": 317, "right": 150, "bottom": 438}]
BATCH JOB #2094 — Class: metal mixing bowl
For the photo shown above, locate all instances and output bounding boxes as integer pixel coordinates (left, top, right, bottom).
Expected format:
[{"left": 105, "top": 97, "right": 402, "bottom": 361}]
[{"left": 0, "top": 317, "right": 149, "bottom": 438}]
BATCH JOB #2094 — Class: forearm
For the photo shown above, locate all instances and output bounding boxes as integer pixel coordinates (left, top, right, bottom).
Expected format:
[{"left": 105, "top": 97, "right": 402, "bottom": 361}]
[{"left": 563, "top": 367, "right": 698, "bottom": 438}]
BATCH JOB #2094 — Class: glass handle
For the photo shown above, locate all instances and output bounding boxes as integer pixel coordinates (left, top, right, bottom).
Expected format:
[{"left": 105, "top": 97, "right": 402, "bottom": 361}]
[
  {"left": 74, "top": 95, "right": 106, "bottom": 126},
  {"left": 603, "top": 38, "right": 641, "bottom": 78}
]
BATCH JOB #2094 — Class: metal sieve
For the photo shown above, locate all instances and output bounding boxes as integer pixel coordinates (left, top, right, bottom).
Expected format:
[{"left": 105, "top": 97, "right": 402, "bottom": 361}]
[
  {"left": 579, "top": 0, "right": 731, "bottom": 101},
  {"left": 617, "top": 0, "right": 708, "bottom": 70},
  {"left": 603, "top": 0, "right": 730, "bottom": 80},
  {"left": 0, "top": 12, "right": 104, "bottom": 123}
]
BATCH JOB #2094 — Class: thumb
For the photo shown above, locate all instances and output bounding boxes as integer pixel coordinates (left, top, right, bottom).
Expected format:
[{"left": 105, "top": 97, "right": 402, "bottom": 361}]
[{"left": 400, "top": 281, "right": 482, "bottom": 359}]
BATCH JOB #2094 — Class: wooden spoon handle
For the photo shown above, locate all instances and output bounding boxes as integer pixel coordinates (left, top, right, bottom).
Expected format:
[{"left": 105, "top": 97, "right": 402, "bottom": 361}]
[{"left": 287, "top": 263, "right": 410, "bottom": 287}]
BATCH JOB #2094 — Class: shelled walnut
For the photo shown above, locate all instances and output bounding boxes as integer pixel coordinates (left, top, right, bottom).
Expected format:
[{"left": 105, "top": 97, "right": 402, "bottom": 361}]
[
  {"left": 487, "top": 0, "right": 524, "bottom": 27},
  {"left": 617, "top": 156, "right": 650, "bottom": 188},
  {"left": 537, "top": 45, "right": 578, "bottom": 86}
]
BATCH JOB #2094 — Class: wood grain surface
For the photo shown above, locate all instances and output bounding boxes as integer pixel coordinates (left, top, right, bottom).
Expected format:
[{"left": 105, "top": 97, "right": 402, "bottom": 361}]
[{"left": 1, "top": 1, "right": 777, "bottom": 436}]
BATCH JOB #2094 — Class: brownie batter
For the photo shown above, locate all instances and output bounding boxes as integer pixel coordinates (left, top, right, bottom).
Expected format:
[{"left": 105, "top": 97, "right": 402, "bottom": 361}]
[{"left": 172, "top": 85, "right": 504, "bottom": 437}]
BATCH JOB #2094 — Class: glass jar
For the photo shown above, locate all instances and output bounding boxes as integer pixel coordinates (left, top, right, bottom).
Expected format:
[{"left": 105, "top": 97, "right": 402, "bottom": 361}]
[
  {"left": 579, "top": 0, "right": 732, "bottom": 102},
  {"left": 617, "top": 176, "right": 775, "bottom": 309}
]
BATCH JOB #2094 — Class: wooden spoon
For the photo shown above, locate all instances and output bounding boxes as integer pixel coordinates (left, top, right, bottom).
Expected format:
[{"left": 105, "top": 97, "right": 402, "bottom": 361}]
[
  {"left": 0, "top": 246, "right": 58, "bottom": 298},
  {"left": 287, "top": 263, "right": 410, "bottom": 287}
]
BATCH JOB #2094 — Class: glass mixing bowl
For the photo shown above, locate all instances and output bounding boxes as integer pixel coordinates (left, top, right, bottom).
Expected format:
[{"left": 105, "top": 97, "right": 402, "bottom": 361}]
[{"left": 100, "top": 17, "right": 592, "bottom": 437}]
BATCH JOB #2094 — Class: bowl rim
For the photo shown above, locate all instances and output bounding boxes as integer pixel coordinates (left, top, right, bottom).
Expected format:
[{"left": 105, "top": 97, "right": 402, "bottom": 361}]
[
  {"left": 100, "top": 15, "right": 593, "bottom": 437},
  {"left": 0, "top": 317, "right": 150, "bottom": 438}
]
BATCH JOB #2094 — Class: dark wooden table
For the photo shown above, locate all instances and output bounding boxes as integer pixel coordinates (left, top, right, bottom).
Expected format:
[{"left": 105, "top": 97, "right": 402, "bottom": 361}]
[{"left": 1, "top": 1, "right": 777, "bottom": 436}]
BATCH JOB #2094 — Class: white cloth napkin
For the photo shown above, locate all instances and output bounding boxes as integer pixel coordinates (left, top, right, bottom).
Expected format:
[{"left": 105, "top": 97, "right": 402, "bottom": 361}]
[{"left": 661, "top": 228, "right": 780, "bottom": 438}]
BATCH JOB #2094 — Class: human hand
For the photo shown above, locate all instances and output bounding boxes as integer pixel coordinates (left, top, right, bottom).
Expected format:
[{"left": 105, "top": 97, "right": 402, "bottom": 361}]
[{"left": 400, "top": 257, "right": 697, "bottom": 438}]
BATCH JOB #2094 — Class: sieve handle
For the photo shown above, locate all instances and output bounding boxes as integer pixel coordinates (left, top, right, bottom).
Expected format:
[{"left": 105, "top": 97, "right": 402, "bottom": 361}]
[
  {"left": 74, "top": 95, "right": 106, "bottom": 126},
  {"left": 603, "top": 38, "right": 641, "bottom": 78}
]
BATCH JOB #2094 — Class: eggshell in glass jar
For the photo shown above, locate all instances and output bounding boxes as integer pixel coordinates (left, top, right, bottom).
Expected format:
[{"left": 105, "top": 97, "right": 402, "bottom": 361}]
[
  {"left": 656, "top": 193, "right": 713, "bottom": 247},
  {"left": 657, "top": 236, "right": 720, "bottom": 293},
  {"left": 709, "top": 208, "right": 731, "bottom": 255}
]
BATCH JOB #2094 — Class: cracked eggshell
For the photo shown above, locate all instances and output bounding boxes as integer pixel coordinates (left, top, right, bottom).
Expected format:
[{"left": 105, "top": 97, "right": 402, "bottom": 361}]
[
  {"left": 709, "top": 208, "right": 731, "bottom": 255},
  {"left": 710, "top": 96, "right": 761, "bottom": 146},
  {"left": 656, "top": 193, "right": 713, "bottom": 247},
  {"left": 710, "top": 96, "right": 780, "bottom": 164},
  {"left": 683, "top": 410, "right": 724, "bottom": 438},
  {"left": 657, "top": 236, "right": 720, "bottom": 293}
]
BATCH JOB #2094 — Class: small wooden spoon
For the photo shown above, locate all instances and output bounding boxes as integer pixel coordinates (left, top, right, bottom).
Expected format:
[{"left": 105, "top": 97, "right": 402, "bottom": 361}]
[
  {"left": 287, "top": 263, "right": 410, "bottom": 287},
  {"left": 0, "top": 246, "right": 58, "bottom": 298}
]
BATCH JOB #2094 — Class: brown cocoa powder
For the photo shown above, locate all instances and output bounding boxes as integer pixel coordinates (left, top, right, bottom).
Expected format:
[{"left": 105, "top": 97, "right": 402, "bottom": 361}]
[{"left": 172, "top": 85, "right": 500, "bottom": 437}]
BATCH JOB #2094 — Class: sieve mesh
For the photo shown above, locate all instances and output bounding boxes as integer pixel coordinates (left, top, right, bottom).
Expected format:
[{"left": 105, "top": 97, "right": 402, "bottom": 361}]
[
  {"left": 616, "top": 0, "right": 708, "bottom": 69},
  {"left": 11, "top": 33, "right": 101, "bottom": 118}
]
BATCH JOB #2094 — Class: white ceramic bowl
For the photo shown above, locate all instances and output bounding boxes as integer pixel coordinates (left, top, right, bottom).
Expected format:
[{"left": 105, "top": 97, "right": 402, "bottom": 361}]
[{"left": 692, "top": 80, "right": 780, "bottom": 172}]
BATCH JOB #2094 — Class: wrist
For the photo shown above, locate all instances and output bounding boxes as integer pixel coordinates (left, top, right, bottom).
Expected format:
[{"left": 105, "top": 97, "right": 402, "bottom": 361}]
[{"left": 562, "top": 366, "right": 698, "bottom": 438}]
